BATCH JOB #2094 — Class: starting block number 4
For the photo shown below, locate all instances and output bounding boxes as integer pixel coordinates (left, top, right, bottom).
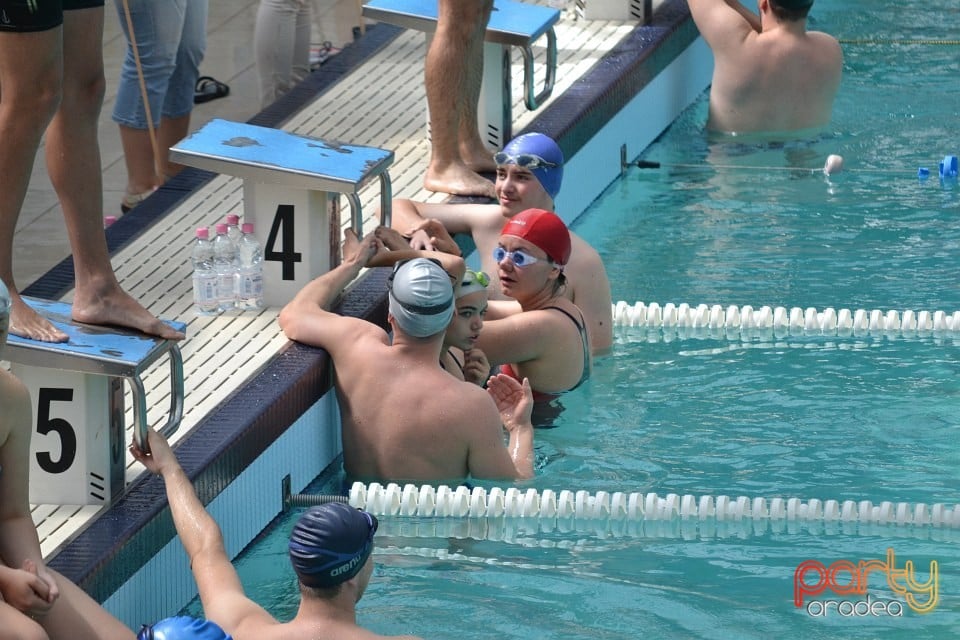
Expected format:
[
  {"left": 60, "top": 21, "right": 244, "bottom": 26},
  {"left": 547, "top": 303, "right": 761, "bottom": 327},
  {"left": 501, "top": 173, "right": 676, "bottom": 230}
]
[{"left": 170, "top": 119, "right": 394, "bottom": 307}]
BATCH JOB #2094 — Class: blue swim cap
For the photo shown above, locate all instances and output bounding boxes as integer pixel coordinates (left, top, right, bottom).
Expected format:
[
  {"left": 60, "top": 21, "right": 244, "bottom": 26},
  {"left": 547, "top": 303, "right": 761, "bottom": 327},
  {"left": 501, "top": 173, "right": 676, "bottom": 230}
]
[
  {"left": 139, "top": 616, "right": 232, "bottom": 640},
  {"left": 499, "top": 133, "right": 564, "bottom": 200},
  {"left": 289, "top": 503, "right": 378, "bottom": 589}
]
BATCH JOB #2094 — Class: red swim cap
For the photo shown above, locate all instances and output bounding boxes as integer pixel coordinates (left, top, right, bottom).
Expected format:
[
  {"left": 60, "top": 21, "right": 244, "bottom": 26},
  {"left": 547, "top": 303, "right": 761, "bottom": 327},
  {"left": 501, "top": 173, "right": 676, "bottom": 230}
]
[{"left": 500, "top": 208, "right": 571, "bottom": 265}]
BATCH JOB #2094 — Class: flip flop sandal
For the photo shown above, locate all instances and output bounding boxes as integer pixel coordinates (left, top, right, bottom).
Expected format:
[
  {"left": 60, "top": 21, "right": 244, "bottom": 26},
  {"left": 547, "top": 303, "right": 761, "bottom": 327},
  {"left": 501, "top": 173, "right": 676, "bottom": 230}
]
[
  {"left": 310, "top": 41, "right": 342, "bottom": 70},
  {"left": 194, "top": 75, "right": 230, "bottom": 104}
]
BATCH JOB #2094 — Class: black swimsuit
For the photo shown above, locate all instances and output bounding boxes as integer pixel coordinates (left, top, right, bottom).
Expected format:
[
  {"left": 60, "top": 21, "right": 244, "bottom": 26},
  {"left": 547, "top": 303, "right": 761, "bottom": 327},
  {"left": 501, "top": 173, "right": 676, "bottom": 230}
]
[
  {"left": 440, "top": 350, "right": 465, "bottom": 377},
  {"left": 500, "top": 305, "right": 591, "bottom": 399}
]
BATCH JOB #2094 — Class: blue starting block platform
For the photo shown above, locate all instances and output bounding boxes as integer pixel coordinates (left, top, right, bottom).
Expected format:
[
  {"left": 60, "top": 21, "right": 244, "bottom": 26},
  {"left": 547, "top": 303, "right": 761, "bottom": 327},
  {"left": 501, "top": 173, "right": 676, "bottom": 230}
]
[
  {"left": 170, "top": 119, "right": 394, "bottom": 306},
  {"left": 363, "top": 0, "right": 559, "bottom": 147},
  {"left": 5, "top": 297, "right": 185, "bottom": 506}
]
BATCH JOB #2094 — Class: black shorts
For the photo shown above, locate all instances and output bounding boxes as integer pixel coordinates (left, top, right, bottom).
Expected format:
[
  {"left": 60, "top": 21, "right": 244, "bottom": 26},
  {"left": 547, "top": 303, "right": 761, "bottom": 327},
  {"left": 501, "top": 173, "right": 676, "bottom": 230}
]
[{"left": 0, "top": 0, "right": 104, "bottom": 33}]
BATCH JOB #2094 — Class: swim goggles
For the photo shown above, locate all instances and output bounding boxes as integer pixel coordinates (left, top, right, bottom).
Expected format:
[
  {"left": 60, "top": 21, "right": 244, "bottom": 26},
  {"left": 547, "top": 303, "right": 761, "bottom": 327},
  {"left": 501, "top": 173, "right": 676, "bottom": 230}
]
[
  {"left": 493, "top": 152, "right": 558, "bottom": 170},
  {"left": 493, "top": 246, "right": 546, "bottom": 267},
  {"left": 462, "top": 269, "right": 490, "bottom": 287}
]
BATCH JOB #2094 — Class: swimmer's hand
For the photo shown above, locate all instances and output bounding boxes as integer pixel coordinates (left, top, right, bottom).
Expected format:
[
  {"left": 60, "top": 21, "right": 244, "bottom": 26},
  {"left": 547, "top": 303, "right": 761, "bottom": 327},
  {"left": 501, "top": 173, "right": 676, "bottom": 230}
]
[
  {"left": 130, "top": 428, "right": 179, "bottom": 476},
  {"left": 462, "top": 348, "right": 491, "bottom": 387},
  {"left": 0, "top": 560, "right": 56, "bottom": 616},
  {"left": 373, "top": 226, "right": 411, "bottom": 252},
  {"left": 410, "top": 219, "right": 461, "bottom": 256},
  {"left": 343, "top": 229, "right": 384, "bottom": 267},
  {"left": 486, "top": 373, "right": 533, "bottom": 433}
]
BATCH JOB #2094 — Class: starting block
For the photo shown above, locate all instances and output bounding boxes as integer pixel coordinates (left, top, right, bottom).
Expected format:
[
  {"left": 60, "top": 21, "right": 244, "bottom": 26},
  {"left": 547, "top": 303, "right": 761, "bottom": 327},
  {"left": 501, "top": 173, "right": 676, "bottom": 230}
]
[
  {"left": 5, "top": 298, "right": 184, "bottom": 506},
  {"left": 575, "top": 0, "right": 664, "bottom": 21},
  {"left": 170, "top": 119, "right": 394, "bottom": 307},
  {"left": 363, "top": 0, "right": 559, "bottom": 148}
]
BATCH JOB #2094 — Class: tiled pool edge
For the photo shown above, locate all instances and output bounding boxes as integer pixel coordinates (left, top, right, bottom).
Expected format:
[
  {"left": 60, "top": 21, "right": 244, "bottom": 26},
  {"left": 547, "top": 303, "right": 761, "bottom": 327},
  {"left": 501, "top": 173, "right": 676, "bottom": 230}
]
[{"left": 46, "top": 1, "right": 711, "bottom": 626}]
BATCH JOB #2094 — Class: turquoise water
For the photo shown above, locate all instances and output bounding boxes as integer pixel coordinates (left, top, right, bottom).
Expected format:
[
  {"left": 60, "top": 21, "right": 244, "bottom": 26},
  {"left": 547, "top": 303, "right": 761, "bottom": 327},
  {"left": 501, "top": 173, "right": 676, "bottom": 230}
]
[{"left": 185, "top": 1, "right": 960, "bottom": 636}]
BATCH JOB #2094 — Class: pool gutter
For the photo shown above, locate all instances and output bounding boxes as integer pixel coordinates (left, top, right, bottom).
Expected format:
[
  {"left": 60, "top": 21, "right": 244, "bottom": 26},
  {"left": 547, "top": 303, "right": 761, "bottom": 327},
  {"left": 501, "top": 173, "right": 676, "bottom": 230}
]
[{"left": 42, "top": 0, "right": 710, "bottom": 626}]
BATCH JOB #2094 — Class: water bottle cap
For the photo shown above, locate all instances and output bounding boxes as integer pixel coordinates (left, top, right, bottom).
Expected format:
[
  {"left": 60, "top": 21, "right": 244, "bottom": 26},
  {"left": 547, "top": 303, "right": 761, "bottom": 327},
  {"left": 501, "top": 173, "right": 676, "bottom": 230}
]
[
  {"left": 215, "top": 223, "right": 228, "bottom": 234},
  {"left": 196, "top": 227, "right": 209, "bottom": 239},
  {"left": 242, "top": 222, "right": 254, "bottom": 233},
  {"left": 226, "top": 214, "right": 240, "bottom": 225}
]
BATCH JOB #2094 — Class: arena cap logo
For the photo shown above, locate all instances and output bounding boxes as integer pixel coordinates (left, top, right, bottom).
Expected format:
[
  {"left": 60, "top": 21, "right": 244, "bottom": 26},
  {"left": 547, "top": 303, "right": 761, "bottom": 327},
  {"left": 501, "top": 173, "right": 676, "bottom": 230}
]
[{"left": 794, "top": 548, "right": 938, "bottom": 617}]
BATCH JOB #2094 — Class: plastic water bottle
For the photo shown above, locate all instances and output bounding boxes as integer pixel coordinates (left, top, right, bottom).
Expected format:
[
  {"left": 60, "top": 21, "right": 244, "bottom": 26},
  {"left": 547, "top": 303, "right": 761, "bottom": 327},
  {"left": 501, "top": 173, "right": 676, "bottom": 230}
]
[
  {"left": 191, "top": 227, "right": 219, "bottom": 315},
  {"left": 225, "top": 213, "right": 242, "bottom": 244},
  {"left": 236, "top": 222, "right": 264, "bottom": 310},
  {"left": 212, "top": 222, "right": 238, "bottom": 311}
]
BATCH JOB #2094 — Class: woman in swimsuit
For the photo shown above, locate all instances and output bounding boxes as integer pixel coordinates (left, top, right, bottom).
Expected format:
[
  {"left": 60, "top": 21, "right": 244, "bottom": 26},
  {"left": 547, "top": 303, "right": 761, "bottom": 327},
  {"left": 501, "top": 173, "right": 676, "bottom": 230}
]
[
  {"left": 475, "top": 209, "right": 591, "bottom": 398},
  {"left": 441, "top": 269, "right": 491, "bottom": 386}
]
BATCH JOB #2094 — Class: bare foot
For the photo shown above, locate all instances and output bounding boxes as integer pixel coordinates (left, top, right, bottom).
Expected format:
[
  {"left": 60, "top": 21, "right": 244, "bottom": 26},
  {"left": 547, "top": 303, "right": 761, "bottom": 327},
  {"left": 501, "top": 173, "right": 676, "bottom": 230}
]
[
  {"left": 424, "top": 162, "right": 496, "bottom": 198},
  {"left": 9, "top": 296, "right": 69, "bottom": 343},
  {"left": 72, "top": 286, "right": 185, "bottom": 341},
  {"left": 461, "top": 145, "right": 498, "bottom": 174}
]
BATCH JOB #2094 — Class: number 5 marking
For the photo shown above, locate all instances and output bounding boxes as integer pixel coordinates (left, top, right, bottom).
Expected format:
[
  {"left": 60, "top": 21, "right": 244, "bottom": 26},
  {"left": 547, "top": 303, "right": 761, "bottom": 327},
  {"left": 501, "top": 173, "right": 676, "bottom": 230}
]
[{"left": 35, "top": 388, "right": 77, "bottom": 474}]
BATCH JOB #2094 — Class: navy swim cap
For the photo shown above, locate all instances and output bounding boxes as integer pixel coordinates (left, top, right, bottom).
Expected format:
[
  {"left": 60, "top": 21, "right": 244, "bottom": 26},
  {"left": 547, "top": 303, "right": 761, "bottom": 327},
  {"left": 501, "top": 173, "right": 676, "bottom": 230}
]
[
  {"left": 499, "top": 133, "right": 564, "bottom": 200},
  {"left": 139, "top": 616, "right": 232, "bottom": 640},
  {"left": 289, "top": 503, "right": 378, "bottom": 589},
  {"left": 771, "top": 0, "right": 814, "bottom": 9}
]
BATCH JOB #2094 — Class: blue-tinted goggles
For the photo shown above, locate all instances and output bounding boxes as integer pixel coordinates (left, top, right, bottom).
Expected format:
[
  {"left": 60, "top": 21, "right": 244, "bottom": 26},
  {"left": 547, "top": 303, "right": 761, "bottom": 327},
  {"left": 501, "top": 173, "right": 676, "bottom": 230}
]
[
  {"left": 493, "top": 246, "right": 545, "bottom": 267},
  {"left": 493, "top": 152, "right": 558, "bottom": 170}
]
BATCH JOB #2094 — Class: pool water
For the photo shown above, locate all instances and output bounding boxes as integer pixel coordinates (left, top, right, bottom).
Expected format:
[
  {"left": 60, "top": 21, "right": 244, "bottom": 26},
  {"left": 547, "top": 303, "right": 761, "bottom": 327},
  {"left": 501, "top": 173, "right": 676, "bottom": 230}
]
[{"left": 184, "top": 0, "right": 960, "bottom": 636}]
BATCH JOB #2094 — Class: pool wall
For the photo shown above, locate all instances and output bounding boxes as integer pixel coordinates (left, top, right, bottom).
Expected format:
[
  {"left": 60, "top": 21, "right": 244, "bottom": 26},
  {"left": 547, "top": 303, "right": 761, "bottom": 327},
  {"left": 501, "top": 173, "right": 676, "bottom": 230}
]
[{"left": 44, "top": 0, "right": 712, "bottom": 627}]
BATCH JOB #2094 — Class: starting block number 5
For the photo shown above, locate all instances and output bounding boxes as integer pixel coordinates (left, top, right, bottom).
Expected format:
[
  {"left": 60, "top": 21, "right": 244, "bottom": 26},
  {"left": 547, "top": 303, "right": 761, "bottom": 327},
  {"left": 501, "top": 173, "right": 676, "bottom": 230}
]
[{"left": 19, "top": 367, "right": 124, "bottom": 505}]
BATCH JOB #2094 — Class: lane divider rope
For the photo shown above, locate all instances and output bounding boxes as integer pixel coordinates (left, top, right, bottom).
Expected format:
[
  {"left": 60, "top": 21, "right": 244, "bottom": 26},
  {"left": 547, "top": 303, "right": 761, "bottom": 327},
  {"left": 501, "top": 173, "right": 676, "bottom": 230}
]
[
  {"left": 293, "top": 482, "right": 960, "bottom": 530},
  {"left": 612, "top": 301, "right": 960, "bottom": 334}
]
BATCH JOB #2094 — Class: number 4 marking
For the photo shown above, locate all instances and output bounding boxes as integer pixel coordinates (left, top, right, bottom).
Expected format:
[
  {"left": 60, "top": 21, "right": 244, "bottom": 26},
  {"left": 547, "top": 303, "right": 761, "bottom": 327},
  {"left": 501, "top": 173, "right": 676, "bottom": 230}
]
[{"left": 264, "top": 204, "right": 302, "bottom": 280}]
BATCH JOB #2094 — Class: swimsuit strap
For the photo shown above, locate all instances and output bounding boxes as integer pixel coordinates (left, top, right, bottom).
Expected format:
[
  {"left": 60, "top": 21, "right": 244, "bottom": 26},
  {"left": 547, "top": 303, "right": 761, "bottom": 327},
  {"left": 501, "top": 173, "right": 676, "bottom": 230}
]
[
  {"left": 543, "top": 306, "right": 592, "bottom": 391},
  {"left": 441, "top": 349, "right": 465, "bottom": 375}
]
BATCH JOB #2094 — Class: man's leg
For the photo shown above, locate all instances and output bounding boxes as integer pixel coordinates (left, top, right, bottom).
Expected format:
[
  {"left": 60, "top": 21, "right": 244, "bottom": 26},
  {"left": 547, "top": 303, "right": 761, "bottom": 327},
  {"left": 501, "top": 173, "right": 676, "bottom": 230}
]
[
  {"left": 457, "top": 0, "right": 495, "bottom": 173},
  {"left": 423, "top": 0, "right": 496, "bottom": 198},
  {"left": 0, "top": 26, "right": 67, "bottom": 342},
  {"left": 48, "top": 6, "right": 183, "bottom": 340}
]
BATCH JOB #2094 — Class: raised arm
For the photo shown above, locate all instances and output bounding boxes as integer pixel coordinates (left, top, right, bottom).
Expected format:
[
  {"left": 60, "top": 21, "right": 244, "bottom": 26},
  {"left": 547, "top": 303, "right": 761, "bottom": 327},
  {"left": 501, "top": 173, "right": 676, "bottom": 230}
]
[
  {"left": 391, "top": 198, "right": 501, "bottom": 250},
  {"left": 687, "top": 0, "right": 759, "bottom": 52},
  {"left": 367, "top": 229, "right": 466, "bottom": 285},
  {"left": 278, "top": 229, "right": 386, "bottom": 352},
  {"left": 131, "top": 429, "right": 275, "bottom": 633}
]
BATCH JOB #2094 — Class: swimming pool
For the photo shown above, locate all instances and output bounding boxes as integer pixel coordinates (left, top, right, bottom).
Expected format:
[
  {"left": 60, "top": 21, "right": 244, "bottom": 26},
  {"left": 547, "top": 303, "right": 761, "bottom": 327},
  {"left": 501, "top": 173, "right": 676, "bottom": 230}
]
[{"left": 183, "top": 1, "right": 959, "bottom": 636}]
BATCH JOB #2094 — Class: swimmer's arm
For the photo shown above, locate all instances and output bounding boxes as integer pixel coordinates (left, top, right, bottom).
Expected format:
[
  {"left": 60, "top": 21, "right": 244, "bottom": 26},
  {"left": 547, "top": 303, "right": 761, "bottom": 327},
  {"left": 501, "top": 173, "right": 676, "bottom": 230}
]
[
  {"left": 725, "top": 0, "right": 761, "bottom": 32},
  {"left": 569, "top": 261, "right": 613, "bottom": 354},
  {"left": 279, "top": 231, "right": 387, "bottom": 351},
  {"left": 132, "top": 430, "right": 276, "bottom": 631},
  {"left": 391, "top": 199, "right": 497, "bottom": 238},
  {"left": 366, "top": 246, "right": 466, "bottom": 285},
  {"left": 484, "top": 299, "right": 522, "bottom": 321},
  {"left": 0, "top": 376, "right": 51, "bottom": 601},
  {"left": 687, "top": 0, "right": 757, "bottom": 51}
]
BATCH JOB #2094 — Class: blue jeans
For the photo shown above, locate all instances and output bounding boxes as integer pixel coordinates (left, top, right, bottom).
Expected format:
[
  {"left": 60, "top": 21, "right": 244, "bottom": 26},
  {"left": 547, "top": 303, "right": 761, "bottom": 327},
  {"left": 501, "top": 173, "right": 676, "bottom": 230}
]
[{"left": 111, "top": 0, "right": 208, "bottom": 129}]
